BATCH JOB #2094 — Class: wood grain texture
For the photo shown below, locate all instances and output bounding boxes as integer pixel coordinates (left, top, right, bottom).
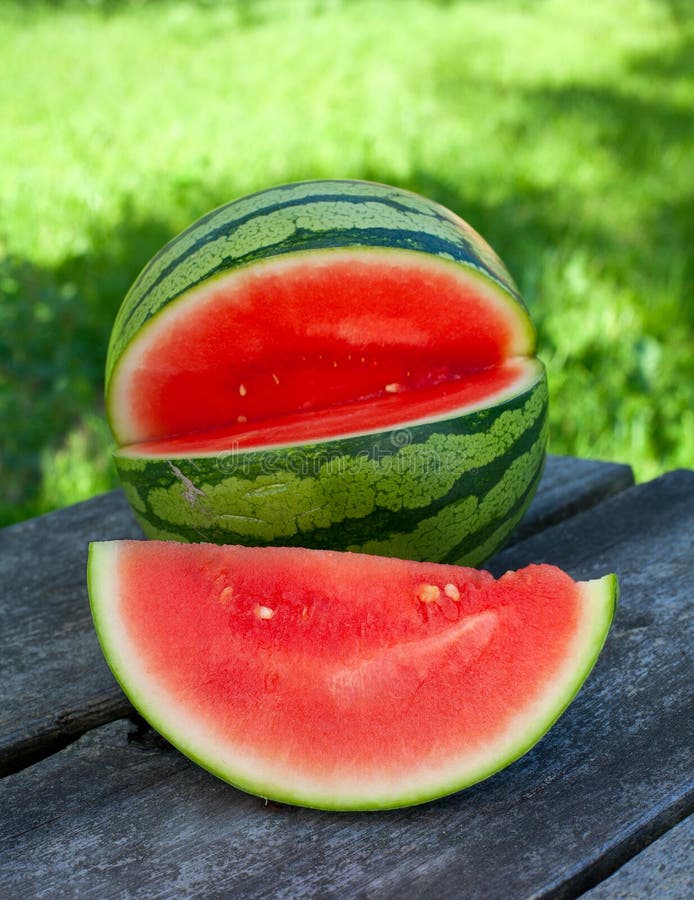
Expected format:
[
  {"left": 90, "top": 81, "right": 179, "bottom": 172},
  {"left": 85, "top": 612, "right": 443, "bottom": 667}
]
[
  {"left": 0, "top": 455, "right": 632, "bottom": 776},
  {"left": 486, "top": 468, "right": 694, "bottom": 897},
  {"left": 510, "top": 454, "right": 633, "bottom": 542},
  {"left": 1, "top": 469, "right": 690, "bottom": 899},
  {"left": 0, "top": 491, "right": 142, "bottom": 775},
  {"left": 582, "top": 815, "right": 693, "bottom": 899}
]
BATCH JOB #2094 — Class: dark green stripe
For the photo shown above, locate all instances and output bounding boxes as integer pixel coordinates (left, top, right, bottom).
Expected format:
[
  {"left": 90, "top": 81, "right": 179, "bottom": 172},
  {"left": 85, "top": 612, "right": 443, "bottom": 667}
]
[
  {"left": 118, "top": 396, "right": 547, "bottom": 551},
  {"left": 110, "top": 183, "right": 522, "bottom": 368},
  {"left": 440, "top": 451, "right": 546, "bottom": 565},
  {"left": 118, "top": 206, "right": 518, "bottom": 343},
  {"left": 131, "top": 186, "right": 455, "bottom": 312},
  {"left": 130, "top": 179, "right": 453, "bottom": 295},
  {"left": 168, "top": 226, "right": 506, "bottom": 300}
]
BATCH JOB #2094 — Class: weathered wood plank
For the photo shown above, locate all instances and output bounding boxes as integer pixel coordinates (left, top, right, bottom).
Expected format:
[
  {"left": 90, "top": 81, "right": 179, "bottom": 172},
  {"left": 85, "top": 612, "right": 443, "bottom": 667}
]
[
  {"left": 0, "top": 492, "right": 142, "bottom": 775},
  {"left": 0, "top": 455, "right": 632, "bottom": 776},
  {"left": 1, "top": 470, "right": 690, "bottom": 900},
  {"left": 510, "top": 454, "right": 633, "bottom": 542},
  {"left": 583, "top": 815, "right": 693, "bottom": 899}
]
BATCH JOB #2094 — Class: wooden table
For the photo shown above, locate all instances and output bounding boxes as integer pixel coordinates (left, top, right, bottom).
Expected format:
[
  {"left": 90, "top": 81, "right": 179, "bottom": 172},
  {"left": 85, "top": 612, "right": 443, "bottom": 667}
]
[{"left": 1, "top": 456, "right": 692, "bottom": 898}]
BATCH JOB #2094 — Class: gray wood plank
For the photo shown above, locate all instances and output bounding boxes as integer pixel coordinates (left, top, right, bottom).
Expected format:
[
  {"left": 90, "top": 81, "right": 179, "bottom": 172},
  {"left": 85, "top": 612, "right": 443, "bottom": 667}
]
[
  {"left": 0, "top": 491, "right": 143, "bottom": 775},
  {"left": 583, "top": 815, "right": 693, "bottom": 899},
  {"left": 1, "top": 470, "right": 690, "bottom": 900},
  {"left": 0, "top": 455, "right": 632, "bottom": 776},
  {"left": 510, "top": 454, "right": 633, "bottom": 542}
]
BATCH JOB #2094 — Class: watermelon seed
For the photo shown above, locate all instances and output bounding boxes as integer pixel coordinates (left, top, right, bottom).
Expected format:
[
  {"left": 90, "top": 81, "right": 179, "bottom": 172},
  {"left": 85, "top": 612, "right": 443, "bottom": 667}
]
[
  {"left": 239, "top": 383, "right": 247, "bottom": 396},
  {"left": 272, "top": 373, "right": 280, "bottom": 384},
  {"left": 218, "top": 586, "right": 234, "bottom": 605},
  {"left": 237, "top": 415, "right": 247, "bottom": 423},
  {"left": 444, "top": 583, "right": 461, "bottom": 602},
  {"left": 255, "top": 605, "right": 275, "bottom": 620},
  {"left": 385, "top": 383, "right": 401, "bottom": 393},
  {"left": 417, "top": 584, "right": 441, "bottom": 604}
]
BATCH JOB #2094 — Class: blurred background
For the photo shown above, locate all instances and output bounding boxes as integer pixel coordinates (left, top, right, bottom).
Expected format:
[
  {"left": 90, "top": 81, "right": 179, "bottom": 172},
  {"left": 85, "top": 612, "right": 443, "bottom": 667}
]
[{"left": 1, "top": 0, "right": 692, "bottom": 527}]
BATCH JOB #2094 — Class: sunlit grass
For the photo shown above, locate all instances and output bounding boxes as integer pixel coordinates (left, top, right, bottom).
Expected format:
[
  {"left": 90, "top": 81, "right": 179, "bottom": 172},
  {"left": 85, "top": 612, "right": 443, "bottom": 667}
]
[{"left": 1, "top": 0, "right": 692, "bottom": 525}]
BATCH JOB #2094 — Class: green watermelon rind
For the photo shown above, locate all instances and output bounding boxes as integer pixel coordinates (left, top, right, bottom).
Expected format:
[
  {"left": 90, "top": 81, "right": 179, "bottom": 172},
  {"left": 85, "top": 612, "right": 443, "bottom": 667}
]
[
  {"left": 87, "top": 543, "right": 618, "bottom": 811},
  {"left": 114, "top": 362, "right": 548, "bottom": 565}
]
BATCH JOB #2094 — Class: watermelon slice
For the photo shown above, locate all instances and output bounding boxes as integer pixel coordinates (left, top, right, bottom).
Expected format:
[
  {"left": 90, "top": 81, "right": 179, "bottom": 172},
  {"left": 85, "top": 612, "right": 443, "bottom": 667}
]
[{"left": 88, "top": 541, "right": 617, "bottom": 811}]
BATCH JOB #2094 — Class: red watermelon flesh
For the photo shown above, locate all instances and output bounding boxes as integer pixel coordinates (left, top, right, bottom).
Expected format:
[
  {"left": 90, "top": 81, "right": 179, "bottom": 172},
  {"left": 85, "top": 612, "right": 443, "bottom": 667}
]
[
  {"left": 88, "top": 541, "right": 617, "bottom": 810},
  {"left": 108, "top": 253, "right": 535, "bottom": 448},
  {"left": 120, "top": 359, "right": 532, "bottom": 457}
]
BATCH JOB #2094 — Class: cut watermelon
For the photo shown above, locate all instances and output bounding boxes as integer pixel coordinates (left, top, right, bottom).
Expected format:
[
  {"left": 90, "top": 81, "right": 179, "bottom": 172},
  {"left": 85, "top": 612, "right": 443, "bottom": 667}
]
[
  {"left": 106, "top": 181, "right": 548, "bottom": 564},
  {"left": 88, "top": 541, "right": 617, "bottom": 811}
]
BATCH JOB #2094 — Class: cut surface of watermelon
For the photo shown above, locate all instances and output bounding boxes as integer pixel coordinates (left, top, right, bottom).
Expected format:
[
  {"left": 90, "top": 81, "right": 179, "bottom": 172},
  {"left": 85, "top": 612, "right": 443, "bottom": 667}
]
[
  {"left": 117, "top": 357, "right": 539, "bottom": 458},
  {"left": 108, "top": 251, "right": 535, "bottom": 448},
  {"left": 88, "top": 541, "right": 617, "bottom": 811}
]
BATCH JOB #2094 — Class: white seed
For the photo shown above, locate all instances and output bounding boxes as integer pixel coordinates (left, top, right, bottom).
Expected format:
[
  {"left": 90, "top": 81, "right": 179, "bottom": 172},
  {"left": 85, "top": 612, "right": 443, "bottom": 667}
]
[
  {"left": 417, "top": 584, "right": 441, "bottom": 604},
  {"left": 385, "top": 383, "right": 401, "bottom": 393},
  {"left": 444, "top": 583, "right": 461, "bottom": 601},
  {"left": 237, "top": 415, "right": 247, "bottom": 423},
  {"left": 255, "top": 605, "right": 275, "bottom": 620},
  {"left": 272, "top": 373, "right": 280, "bottom": 384},
  {"left": 239, "top": 383, "right": 247, "bottom": 397}
]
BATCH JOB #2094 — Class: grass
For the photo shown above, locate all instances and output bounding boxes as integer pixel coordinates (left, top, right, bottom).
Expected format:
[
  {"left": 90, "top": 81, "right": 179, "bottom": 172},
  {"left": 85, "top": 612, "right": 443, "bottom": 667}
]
[{"left": 1, "top": 0, "right": 692, "bottom": 526}]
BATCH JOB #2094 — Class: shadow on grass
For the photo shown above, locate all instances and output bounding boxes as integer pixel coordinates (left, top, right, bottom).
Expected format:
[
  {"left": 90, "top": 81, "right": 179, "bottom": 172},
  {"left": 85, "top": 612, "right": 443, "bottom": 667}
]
[
  {"left": 424, "top": 16, "right": 694, "bottom": 315},
  {"left": 0, "top": 214, "right": 178, "bottom": 525}
]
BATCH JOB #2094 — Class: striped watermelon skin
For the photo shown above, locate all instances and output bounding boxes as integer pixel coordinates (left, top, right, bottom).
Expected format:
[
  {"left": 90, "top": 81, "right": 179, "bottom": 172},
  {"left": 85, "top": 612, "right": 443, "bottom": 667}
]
[
  {"left": 107, "top": 180, "right": 548, "bottom": 565},
  {"left": 115, "top": 365, "right": 548, "bottom": 566},
  {"left": 105, "top": 180, "right": 527, "bottom": 390}
]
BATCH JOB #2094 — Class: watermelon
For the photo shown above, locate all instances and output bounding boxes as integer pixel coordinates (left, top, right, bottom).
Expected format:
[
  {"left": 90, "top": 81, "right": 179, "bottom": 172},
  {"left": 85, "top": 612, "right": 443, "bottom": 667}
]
[
  {"left": 87, "top": 540, "right": 618, "bottom": 811},
  {"left": 106, "top": 180, "right": 548, "bottom": 564}
]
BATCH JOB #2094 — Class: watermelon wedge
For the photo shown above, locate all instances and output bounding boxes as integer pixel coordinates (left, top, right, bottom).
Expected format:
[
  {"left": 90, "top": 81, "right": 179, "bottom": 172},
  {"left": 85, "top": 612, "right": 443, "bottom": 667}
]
[
  {"left": 88, "top": 541, "right": 617, "bottom": 811},
  {"left": 106, "top": 181, "right": 549, "bottom": 564}
]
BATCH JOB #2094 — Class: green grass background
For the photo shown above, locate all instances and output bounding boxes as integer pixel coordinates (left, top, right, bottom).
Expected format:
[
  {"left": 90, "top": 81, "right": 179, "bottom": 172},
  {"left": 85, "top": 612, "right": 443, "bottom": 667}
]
[{"left": 1, "top": 0, "right": 692, "bottom": 526}]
